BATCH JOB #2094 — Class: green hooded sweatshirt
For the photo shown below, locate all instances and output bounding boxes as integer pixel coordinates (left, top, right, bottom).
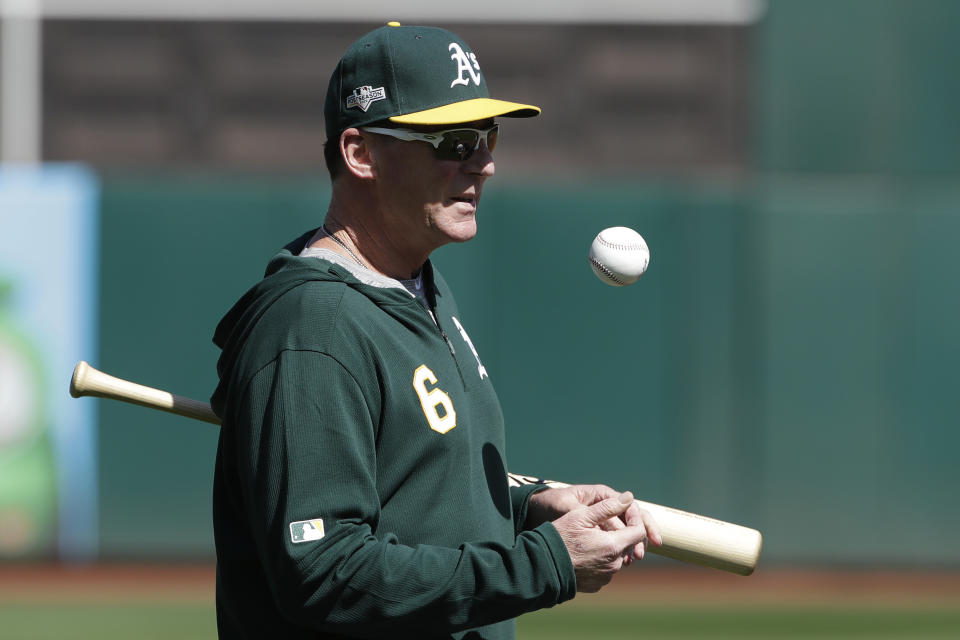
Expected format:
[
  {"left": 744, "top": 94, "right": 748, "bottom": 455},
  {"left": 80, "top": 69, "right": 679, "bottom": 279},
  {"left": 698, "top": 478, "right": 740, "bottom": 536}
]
[{"left": 210, "top": 229, "right": 576, "bottom": 639}]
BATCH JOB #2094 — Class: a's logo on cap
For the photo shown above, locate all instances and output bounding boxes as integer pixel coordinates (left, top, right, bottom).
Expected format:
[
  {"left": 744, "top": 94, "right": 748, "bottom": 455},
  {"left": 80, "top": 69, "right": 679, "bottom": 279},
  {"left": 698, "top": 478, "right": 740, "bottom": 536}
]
[
  {"left": 449, "top": 43, "right": 482, "bottom": 88},
  {"left": 346, "top": 85, "right": 386, "bottom": 112}
]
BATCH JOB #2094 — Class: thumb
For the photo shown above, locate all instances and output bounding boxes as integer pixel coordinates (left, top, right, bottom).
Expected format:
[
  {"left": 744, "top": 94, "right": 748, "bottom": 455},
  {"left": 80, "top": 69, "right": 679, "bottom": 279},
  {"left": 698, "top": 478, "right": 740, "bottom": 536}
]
[{"left": 583, "top": 491, "right": 634, "bottom": 525}]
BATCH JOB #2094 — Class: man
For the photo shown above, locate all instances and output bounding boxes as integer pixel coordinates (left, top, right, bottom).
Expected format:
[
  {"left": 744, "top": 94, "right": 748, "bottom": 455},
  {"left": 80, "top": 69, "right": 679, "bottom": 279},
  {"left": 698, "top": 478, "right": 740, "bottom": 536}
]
[{"left": 211, "top": 23, "right": 660, "bottom": 639}]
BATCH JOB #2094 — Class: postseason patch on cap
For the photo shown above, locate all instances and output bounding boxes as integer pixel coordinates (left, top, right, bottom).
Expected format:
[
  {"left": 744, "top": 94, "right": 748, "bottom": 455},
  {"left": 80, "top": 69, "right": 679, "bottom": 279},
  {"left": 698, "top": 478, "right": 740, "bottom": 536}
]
[
  {"left": 346, "top": 85, "right": 386, "bottom": 112},
  {"left": 290, "top": 518, "right": 325, "bottom": 543}
]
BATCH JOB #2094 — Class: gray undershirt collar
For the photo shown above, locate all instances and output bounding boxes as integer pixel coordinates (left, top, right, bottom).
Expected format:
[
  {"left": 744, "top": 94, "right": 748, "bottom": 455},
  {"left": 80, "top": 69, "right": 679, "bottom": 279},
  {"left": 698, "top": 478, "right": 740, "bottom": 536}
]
[{"left": 298, "top": 245, "right": 429, "bottom": 309}]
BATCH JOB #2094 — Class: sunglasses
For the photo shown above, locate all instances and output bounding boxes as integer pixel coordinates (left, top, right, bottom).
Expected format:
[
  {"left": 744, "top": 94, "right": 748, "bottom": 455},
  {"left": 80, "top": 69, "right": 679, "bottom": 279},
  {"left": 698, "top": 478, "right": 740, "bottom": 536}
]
[{"left": 361, "top": 124, "right": 499, "bottom": 161}]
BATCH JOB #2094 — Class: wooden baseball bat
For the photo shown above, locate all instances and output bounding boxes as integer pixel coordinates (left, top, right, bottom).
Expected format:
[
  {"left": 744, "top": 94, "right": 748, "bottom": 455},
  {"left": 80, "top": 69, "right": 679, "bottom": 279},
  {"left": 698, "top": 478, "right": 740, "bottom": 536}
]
[{"left": 70, "top": 360, "right": 762, "bottom": 575}]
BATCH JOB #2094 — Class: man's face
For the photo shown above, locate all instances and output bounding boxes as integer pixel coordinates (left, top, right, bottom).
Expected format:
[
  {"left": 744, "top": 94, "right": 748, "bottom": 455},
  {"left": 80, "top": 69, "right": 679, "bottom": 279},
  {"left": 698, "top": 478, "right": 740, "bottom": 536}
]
[{"left": 368, "top": 119, "right": 496, "bottom": 252}]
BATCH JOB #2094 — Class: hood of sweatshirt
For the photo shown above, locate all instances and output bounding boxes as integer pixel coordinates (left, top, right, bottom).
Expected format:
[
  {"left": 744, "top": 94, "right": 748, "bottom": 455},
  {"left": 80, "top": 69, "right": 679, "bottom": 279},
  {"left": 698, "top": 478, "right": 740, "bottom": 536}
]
[{"left": 210, "top": 227, "right": 438, "bottom": 418}]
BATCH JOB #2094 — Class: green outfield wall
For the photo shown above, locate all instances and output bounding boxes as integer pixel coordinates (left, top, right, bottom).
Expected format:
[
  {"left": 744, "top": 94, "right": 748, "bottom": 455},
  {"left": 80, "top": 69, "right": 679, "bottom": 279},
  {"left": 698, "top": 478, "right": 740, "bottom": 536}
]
[{"left": 95, "top": 176, "right": 959, "bottom": 565}]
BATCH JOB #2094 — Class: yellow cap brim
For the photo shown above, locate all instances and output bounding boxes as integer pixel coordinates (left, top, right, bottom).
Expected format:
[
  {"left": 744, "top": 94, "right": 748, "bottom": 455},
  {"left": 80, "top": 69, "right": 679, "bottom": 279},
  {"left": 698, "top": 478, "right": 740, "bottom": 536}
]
[{"left": 389, "top": 97, "right": 540, "bottom": 126}]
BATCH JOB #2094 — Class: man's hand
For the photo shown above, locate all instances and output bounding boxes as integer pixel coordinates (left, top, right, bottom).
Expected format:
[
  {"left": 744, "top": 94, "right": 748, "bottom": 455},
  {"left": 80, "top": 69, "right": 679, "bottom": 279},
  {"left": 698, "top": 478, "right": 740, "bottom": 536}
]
[
  {"left": 527, "top": 485, "right": 662, "bottom": 567},
  {"left": 550, "top": 492, "right": 662, "bottom": 593}
]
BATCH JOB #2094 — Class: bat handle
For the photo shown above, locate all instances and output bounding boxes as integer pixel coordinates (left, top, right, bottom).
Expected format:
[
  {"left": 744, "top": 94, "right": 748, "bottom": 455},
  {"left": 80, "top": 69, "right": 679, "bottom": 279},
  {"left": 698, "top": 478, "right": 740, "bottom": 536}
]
[{"left": 70, "top": 361, "right": 221, "bottom": 425}]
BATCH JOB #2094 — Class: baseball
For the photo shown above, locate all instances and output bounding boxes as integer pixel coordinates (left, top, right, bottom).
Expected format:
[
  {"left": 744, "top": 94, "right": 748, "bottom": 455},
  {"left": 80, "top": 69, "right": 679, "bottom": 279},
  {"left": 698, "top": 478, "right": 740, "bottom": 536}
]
[{"left": 589, "top": 226, "right": 650, "bottom": 287}]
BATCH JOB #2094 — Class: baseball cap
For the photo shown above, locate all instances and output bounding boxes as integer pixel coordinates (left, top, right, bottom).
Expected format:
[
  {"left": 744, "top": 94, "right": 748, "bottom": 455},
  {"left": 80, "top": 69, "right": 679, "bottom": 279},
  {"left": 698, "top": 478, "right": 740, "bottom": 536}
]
[{"left": 324, "top": 22, "right": 540, "bottom": 140}]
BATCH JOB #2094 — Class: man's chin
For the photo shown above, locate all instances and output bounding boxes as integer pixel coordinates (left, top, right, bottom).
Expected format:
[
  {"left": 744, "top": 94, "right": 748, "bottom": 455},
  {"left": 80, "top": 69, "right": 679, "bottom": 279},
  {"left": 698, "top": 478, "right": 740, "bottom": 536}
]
[{"left": 442, "top": 219, "right": 479, "bottom": 244}]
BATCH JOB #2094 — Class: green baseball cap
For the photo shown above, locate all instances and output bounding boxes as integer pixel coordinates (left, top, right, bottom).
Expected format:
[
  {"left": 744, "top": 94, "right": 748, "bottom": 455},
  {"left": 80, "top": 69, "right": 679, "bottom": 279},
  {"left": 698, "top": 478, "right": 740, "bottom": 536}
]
[{"left": 324, "top": 22, "right": 540, "bottom": 140}]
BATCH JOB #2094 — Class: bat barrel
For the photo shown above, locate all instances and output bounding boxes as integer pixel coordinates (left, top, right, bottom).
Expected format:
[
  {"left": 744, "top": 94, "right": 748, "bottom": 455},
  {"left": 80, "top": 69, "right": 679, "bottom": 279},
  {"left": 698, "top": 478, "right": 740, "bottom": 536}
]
[{"left": 636, "top": 500, "right": 762, "bottom": 575}]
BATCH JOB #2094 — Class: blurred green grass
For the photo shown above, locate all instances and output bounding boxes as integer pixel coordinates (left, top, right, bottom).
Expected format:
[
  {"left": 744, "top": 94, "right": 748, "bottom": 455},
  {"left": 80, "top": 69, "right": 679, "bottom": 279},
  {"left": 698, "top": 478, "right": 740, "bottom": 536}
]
[
  {"left": 518, "top": 605, "right": 960, "bottom": 639},
  {"left": 0, "top": 602, "right": 216, "bottom": 640},
  {"left": 1, "top": 602, "right": 958, "bottom": 639}
]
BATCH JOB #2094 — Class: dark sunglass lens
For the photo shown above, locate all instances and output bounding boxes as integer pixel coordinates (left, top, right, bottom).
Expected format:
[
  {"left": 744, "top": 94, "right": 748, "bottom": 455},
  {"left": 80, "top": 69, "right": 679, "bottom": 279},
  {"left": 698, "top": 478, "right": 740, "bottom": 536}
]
[
  {"left": 435, "top": 127, "right": 498, "bottom": 161},
  {"left": 438, "top": 130, "right": 480, "bottom": 161}
]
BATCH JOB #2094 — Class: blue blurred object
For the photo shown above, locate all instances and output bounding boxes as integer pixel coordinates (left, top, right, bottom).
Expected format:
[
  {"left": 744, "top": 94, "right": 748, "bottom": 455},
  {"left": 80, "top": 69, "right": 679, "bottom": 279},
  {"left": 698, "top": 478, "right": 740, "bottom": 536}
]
[{"left": 0, "top": 165, "right": 99, "bottom": 561}]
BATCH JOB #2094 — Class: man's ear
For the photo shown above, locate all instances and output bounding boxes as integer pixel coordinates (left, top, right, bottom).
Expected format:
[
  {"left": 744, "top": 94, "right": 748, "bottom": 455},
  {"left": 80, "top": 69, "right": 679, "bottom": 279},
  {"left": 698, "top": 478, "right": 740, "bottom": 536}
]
[{"left": 341, "top": 128, "right": 377, "bottom": 179}]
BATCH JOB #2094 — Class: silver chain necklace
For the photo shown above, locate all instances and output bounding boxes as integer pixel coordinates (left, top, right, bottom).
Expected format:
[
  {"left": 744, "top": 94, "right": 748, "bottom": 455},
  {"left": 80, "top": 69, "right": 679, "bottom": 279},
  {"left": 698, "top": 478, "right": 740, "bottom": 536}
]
[{"left": 320, "top": 225, "right": 367, "bottom": 269}]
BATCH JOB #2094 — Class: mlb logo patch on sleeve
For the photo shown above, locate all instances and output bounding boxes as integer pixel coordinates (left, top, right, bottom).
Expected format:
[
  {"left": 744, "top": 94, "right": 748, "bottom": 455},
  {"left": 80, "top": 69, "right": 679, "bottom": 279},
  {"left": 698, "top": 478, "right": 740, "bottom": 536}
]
[{"left": 290, "top": 518, "right": 325, "bottom": 543}]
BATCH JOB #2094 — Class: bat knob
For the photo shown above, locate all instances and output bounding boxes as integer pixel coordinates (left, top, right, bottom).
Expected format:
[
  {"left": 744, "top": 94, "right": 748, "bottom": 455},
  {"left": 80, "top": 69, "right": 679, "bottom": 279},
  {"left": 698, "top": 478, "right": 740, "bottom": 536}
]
[{"left": 70, "top": 360, "right": 91, "bottom": 398}]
